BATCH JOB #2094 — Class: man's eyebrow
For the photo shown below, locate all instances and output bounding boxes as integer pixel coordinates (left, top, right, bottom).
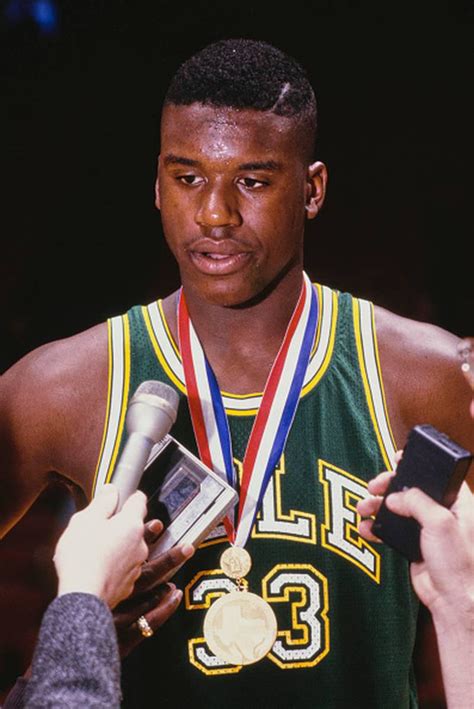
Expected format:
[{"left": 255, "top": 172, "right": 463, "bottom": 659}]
[
  {"left": 163, "top": 154, "right": 200, "bottom": 167},
  {"left": 238, "top": 160, "right": 281, "bottom": 171},
  {"left": 162, "top": 155, "right": 282, "bottom": 171}
]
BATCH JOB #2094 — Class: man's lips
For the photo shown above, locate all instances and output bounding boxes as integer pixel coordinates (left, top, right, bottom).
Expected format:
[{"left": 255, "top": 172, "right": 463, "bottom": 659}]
[
  {"left": 188, "top": 249, "right": 252, "bottom": 275},
  {"left": 185, "top": 237, "right": 254, "bottom": 275}
]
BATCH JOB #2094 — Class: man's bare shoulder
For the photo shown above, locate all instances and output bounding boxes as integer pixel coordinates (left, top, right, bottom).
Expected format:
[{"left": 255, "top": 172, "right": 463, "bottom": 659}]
[
  {"left": 374, "top": 306, "right": 472, "bottom": 449},
  {"left": 374, "top": 305, "right": 460, "bottom": 363},
  {"left": 0, "top": 322, "right": 108, "bottom": 413}
]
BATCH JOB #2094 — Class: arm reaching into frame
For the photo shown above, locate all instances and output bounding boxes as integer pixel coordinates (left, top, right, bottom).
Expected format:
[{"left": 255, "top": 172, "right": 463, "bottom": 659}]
[
  {"left": 53, "top": 484, "right": 148, "bottom": 608},
  {"left": 54, "top": 482, "right": 195, "bottom": 655},
  {"left": 7, "top": 485, "right": 149, "bottom": 708},
  {"left": 357, "top": 472, "right": 474, "bottom": 709}
]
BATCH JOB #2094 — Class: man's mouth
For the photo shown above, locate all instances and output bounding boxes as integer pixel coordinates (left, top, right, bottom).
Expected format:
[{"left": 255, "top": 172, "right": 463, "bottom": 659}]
[{"left": 188, "top": 249, "right": 252, "bottom": 275}]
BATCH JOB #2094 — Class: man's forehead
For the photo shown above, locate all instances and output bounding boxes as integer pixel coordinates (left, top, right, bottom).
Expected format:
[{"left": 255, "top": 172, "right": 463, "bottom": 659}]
[{"left": 160, "top": 103, "right": 300, "bottom": 154}]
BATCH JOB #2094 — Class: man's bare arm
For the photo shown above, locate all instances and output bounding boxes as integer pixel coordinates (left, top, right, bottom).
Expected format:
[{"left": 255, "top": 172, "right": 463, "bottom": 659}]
[
  {"left": 0, "top": 323, "right": 108, "bottom": 537},
  {"left": 376, "top": 307, "right": 473, "bottom": 455}
]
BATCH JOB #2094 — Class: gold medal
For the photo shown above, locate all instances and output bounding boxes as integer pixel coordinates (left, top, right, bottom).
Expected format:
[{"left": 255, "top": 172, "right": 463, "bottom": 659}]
[
  {"left": 203, "top": 590, "right": 277, "bottom": 666},
  {"left": 219, "top": 546, "right": 252, "bottom": 579}
]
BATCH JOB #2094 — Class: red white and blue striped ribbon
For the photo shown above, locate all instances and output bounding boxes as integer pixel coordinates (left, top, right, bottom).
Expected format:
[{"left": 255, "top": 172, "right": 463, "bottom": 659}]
[{"left": 178, "top": 272, "right": 318, "bottom": 547}]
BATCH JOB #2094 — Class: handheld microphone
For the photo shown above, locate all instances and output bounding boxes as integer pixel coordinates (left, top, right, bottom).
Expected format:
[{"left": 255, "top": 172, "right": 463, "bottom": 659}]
[{"left": 112, "top": 381, "right": 180, "bottom": 509}]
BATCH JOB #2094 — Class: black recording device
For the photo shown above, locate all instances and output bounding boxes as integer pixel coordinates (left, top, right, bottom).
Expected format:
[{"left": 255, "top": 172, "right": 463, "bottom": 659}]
[{"left": 372, "top": 424, "right": 472, "bottom": 562}]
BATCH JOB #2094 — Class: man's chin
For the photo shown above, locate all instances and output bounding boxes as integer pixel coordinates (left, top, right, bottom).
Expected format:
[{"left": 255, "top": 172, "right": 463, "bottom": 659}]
[
  {"left": 180, "top": 260, "right": 301, "bottom": 310},
  {"left": 182, "top": 276, "right": 264, "bottom": 310}
]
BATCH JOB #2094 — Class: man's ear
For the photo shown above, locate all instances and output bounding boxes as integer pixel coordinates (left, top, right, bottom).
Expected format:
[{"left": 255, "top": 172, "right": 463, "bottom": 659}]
[
  {"left": 155, "top": 156, "right": 161, "bottom": 210},
  {"left": 305, "top": 161, "right": 328, "bottom": 219}
]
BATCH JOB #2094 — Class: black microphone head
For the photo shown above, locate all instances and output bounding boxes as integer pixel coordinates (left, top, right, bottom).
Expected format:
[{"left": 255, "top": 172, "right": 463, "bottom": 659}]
[{"left": 126, "top": 380, "right": 180, "bottom": 441}]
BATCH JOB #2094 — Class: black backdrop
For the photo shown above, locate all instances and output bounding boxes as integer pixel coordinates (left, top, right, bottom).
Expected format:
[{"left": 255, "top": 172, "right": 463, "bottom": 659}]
[{"left": 1, "top": 0, "right": 472, "bottom": 374}]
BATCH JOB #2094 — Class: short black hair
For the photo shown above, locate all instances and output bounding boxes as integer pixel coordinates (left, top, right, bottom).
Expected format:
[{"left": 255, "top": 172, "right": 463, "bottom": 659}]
[{"left": 164, "top": 39, "right": 317, "bottom": 160}]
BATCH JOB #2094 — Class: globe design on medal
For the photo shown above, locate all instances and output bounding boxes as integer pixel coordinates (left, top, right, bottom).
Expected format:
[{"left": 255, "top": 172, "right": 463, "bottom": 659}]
[{"left": 204, "top": 591, "right": 278, "bottom": 666}]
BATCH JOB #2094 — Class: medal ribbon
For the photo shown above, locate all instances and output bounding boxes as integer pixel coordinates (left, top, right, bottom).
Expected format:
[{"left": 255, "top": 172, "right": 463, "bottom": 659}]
[{"left": 178, "top": 272, "right": 318, "bottom": 547}]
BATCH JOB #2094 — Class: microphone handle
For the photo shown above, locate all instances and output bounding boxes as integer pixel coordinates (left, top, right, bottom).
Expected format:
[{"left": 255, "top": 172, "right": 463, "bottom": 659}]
[{"left": 112, "top": 431, "right": 154, "bottom": 509}]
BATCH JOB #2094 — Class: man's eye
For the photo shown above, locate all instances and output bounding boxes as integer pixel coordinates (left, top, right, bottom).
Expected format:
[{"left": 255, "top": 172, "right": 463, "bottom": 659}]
[
  {"left": 178, "top": 175, "right": 203, "bottom": 186},
  {"left": 238, "top": 177, "right": 267, "bottom": 189}
]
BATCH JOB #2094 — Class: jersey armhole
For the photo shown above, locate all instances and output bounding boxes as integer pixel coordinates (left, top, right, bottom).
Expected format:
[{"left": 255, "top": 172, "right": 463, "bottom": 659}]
[
  {"left": 352, "top": 298, "right": 397, "bottom": 469},
  {"left": 92, "top": 314, "right": 131, "bottom": 495}
]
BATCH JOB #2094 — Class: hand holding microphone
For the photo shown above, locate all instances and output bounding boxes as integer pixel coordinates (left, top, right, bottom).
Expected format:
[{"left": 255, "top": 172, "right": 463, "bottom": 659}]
[
  {"left": 104, "top": 381, "right": 198, "bottom": 655},
  {"left": 54, "top": 485, "right": 149, "bottom": 609},
  {"left": 55, "top": 380, "right": 181, "bottom": 611}
]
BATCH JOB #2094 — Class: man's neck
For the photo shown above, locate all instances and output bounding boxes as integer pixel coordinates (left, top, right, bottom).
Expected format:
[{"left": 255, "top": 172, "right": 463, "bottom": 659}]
[{"left": 162, "top": 271, "right": 305, "bottom": 394}]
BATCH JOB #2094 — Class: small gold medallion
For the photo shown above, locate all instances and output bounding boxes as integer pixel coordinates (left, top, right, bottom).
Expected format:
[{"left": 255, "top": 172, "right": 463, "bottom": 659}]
[
  {"left": 219, "top": 546, "right": 252, "bottom": 579},
  {"left": 203, "top": 590, "right": 277, "bottom": 666}
]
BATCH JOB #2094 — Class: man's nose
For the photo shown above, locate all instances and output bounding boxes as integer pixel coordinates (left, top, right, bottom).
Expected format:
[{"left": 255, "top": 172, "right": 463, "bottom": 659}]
[{"left": 195, "top": 183, "right": 242, "bottom": 229}]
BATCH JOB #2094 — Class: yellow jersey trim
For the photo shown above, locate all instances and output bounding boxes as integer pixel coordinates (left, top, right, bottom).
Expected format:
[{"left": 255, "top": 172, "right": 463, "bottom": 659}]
[
  {"left": 92, "top": 319, "right": 113, "bottom": 495},
  {"left": 106, "top": 314, "right": 131, "bottom": 482}
]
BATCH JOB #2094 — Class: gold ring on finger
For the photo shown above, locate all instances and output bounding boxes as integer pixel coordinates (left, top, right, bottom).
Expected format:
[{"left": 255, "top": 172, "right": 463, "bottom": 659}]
[{"left": 137, "top": 615, "right": 154, "bottom": 638}]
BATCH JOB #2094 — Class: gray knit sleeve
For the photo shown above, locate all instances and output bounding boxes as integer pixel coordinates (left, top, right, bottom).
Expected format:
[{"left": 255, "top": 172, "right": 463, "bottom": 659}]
[{"left": 24, "top": 593, "right": 121, "bottom": 708}]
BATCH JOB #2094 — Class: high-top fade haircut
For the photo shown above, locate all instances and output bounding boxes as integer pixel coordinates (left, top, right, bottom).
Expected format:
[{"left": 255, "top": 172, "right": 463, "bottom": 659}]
[{"left": 164, "top": 38, "right": 317, "bottom": 162}]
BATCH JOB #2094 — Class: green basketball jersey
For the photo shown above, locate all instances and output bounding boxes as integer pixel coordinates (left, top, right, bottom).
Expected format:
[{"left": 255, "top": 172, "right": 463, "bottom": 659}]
[{"left": 94, "top": 284, "right": 418, "bottom": 708}]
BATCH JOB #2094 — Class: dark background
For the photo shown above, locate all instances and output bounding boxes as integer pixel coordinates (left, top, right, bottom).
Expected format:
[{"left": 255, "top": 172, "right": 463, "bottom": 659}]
[
  {"left": 1, "top": 0, "right": 472, "bottom": 374},
  {"left": 0, "top": 0, "right": 472, "bottom": 705}
]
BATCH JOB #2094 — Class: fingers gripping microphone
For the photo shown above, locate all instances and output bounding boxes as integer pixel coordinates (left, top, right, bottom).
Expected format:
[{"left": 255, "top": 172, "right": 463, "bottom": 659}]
[{"left": 112, "top": 381, "right": 180, "bottom": 509}]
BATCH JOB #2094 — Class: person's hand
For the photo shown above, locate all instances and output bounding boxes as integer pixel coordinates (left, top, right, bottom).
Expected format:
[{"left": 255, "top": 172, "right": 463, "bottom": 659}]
[
  {"left": 357, "top": 464, "right": 474, "bottom": 620},
  {"left": 357, "top": 448, "right": 404, "bottom": 539},
  {"left": 113, "top": 523, "right": 195, "bottom": 657},
  {"left": 356, "top": 467, "right": 396, "bottom": 542},
  {"left": 54, "top": 484, "right": 148, "bottom": 609}
]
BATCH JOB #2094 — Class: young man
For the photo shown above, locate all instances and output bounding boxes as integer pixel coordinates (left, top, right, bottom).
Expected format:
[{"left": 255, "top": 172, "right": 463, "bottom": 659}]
[{"left": 0, "top": 39, "right": 472, "bottom": 707}]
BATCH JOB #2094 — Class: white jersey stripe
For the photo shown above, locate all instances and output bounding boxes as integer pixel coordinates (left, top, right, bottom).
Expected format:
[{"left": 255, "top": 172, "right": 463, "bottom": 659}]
[
  {"left": 354, "top": 299, "right": 396, "bottom": 469},
  {"left": 93, "top": 315, "right": 130, "bottom": 493}
]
